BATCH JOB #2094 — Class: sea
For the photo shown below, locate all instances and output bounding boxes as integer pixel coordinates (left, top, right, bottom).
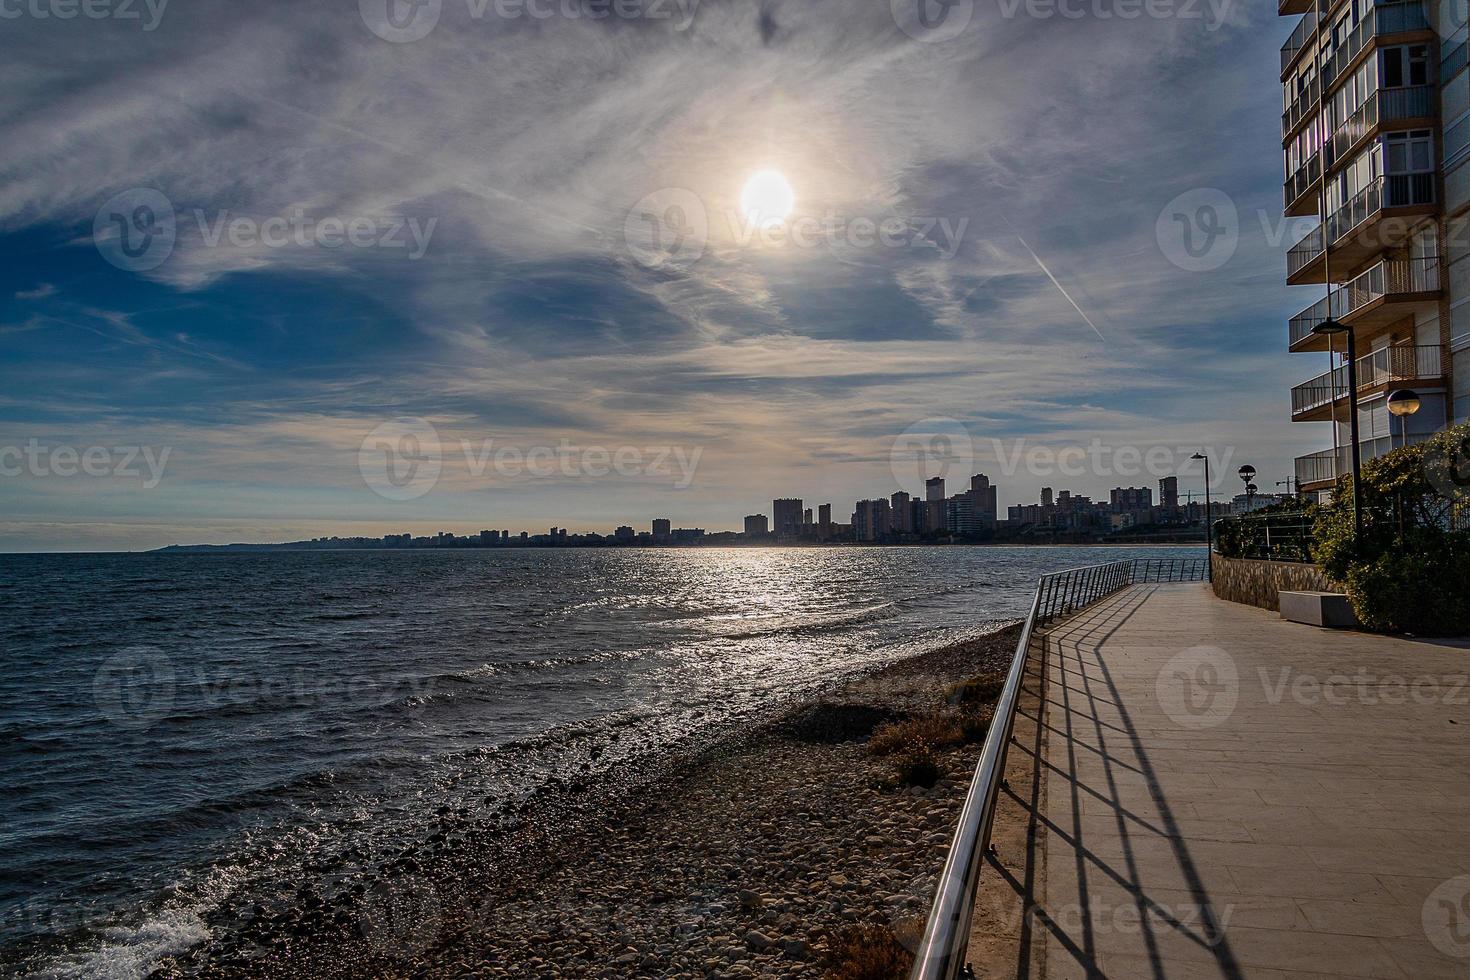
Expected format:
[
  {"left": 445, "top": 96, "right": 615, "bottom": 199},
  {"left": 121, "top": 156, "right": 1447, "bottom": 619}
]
[{"left": 0, "top": 545, "right": 1200, "bottom": 977}]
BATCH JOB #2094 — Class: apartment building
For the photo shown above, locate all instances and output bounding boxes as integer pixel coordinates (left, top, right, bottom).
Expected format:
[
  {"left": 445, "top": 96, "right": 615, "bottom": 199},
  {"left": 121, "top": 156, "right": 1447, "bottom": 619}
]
[{"left": 1280, "top": 0, "right": 1470, "bottom": 496}]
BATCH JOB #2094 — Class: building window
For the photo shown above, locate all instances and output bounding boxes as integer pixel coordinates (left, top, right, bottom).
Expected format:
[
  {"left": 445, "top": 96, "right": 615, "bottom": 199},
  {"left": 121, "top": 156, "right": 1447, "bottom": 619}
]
[{"left": 1381, "top": 45, "right": 1430, "bottom": 89}]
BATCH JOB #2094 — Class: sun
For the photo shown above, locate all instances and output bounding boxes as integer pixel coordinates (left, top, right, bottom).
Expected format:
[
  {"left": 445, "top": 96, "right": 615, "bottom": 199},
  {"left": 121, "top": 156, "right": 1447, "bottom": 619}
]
[{"left": 740, "top": 169, "right": 795, "bottom": 226}]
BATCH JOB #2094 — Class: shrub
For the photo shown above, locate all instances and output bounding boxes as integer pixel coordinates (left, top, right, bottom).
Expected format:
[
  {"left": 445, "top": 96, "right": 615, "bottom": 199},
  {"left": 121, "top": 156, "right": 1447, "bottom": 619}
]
[
  {"left": 867, "top": 713, "right": 963, "bottom": 756},
  {"left": 894, "top": 743, "right": 943, "bottom": 788},
  {"left": 945, "top": 672, "right": 1007, "bottom": 706},
  {"left": 825, "top": 923, "right": 914, "bottom": 980},
  {"left": 1312, "top": 421, "right": 1470, "bottom": 635},
  {"left": 958, "top": 705, "right": 994, "bottom": 744}
]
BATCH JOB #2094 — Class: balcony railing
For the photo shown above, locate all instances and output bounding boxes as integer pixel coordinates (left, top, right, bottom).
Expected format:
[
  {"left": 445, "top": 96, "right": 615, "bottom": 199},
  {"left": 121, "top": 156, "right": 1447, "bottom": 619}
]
[
  {"left": 1286, "top": 173, "right": 1436, "bottom": 277},
  {"left": 1331, "top": 85, "right": 1436, "bottom": 163},
  {"left": 1282, "top": 74, "right": 1321, "bottom": 137},
  {"left": 1296, "top": 446, "right": 1347, "bottom": 487},
  {"left": 1284, "top": 149, "right": 1322, "bottom": 209},
  {"left": 1288, "top": 255, "right": 1440, "bottom": 346},
  {"left": 1322, "top": 2, "right": 1431, "bottom": 90},
  {"left": 1296, "top": 431, "right": 1433, "bottom": 487},
  {"left": 1282, "top": 10, "right": 1319, "bottom": 76},
  {"left": 1290, "top": 343, "right": 1442, "bottom": 417}
]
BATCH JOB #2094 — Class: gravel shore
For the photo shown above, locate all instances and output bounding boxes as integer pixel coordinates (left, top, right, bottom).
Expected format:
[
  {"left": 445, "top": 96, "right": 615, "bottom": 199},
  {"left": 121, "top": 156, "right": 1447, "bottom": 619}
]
[{"left": 161, "top": 624, "right": 1020, "bottom": 978}]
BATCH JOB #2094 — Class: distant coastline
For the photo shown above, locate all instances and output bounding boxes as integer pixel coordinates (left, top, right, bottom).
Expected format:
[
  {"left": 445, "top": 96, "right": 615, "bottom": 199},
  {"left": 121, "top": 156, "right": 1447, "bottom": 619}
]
[{"left": 150, "top": 536, "right": 1209, "bottom": 554}]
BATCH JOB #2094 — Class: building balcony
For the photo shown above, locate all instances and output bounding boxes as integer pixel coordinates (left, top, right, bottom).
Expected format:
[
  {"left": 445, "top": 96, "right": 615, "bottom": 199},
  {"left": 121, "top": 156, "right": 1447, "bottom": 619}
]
[
  {"left": 1328, "top": 85, "right": 1437, "bottom": 165},
  {"left": 1289, "top": 343, "right": 1443, "bottom": 421},
  {"left": 1281, "top": 10, "right": 1319, "bottom": 78},
  {"left": 1287, "top": 255, "right": 1441, "bottom": 351},
  {"left": 1282, "top": 74, "right": 1320, "bottom": 139},
  {"left": 1284, "top": 150, "right": 1323, "bottom": 216},
  {"left": 1285, "top": 174, "right": 1436, "bottom": 285},
  {"left": 1321, "top": 2, "right": 1432, "bottom": 93},
  {"left": 1280, "top": 0, "right": 1314, "bottom": 16},
  {"left": 1296, "top": 430, "right": 1434, "bottom": 491}
]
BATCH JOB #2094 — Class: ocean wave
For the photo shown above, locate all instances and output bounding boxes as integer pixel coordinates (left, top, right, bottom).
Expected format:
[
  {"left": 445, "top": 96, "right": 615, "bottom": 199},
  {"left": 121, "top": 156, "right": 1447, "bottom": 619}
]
[{"left": 35, "top": 907, "right": 210, "bottom": 980}]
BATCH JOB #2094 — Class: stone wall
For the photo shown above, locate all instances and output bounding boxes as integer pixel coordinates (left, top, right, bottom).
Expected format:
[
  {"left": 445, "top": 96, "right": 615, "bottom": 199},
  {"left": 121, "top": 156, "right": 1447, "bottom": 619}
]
[{"left": 1210, "top": 555, "right": 1341, "bottom": 612}]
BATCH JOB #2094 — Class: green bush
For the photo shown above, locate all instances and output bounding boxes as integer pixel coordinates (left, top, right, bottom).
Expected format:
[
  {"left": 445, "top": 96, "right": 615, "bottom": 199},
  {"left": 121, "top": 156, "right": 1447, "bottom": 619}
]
[{"left": 1313, "top": 422, "right": 1470, "bottom": 635}]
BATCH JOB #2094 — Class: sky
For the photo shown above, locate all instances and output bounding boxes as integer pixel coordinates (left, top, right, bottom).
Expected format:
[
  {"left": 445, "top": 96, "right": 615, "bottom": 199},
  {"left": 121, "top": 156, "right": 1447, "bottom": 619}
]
[{"left": 0, "top": 0, "right": 1328, "bottom": 551}]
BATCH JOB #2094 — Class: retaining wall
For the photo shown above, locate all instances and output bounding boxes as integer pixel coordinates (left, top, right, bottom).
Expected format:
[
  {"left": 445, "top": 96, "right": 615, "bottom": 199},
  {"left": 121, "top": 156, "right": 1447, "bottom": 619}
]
[{"left": 1210, "top": 554, "right": 1341, "bottom": 612}]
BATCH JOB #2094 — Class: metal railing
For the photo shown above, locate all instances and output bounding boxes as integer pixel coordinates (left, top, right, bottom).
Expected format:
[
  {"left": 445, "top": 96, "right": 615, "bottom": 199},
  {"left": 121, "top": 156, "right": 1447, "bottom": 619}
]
[
  {"left": 1214, "top": 510, "right": 1318, "bottom": 563},
  {"left": 1290, "top": 343, "right": 1443, "bottom": 417},
  {"left": 1282, "top": 10, "right": 1319, "bottom": 76},
  {"left": 1286, "top": 174, "right": 1436, "bottom": 278},
  {"left": 1329, "top": 85, "right": 1435, "bottom": 164},
  {"left": 1282, "top": 73, "right": 1321, "bottom": 137},
  {"left": 1322, "top": 3, "right": 1431, "bottom": 91},
  {"left": 1285, "top": 149, "right": 1322, "bottom": 210},
  {"left": 909, "top": 557, "right": 1209, "bottom": 980},
  {"left": 1288, "top": 255, "right": 1440, "bottom": 346}
]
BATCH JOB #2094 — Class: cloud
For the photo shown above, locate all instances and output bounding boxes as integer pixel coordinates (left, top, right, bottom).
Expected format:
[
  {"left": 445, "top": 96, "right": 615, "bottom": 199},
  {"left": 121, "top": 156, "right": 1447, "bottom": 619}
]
[{"left": 0, "top": 0, "right": 1319, "bottom": 548}]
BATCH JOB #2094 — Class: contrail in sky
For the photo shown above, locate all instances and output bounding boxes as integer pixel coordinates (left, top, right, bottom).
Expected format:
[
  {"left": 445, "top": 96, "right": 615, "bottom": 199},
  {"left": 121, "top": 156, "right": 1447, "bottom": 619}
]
[{"left": 1012, "top": 231, "right": 1106, "bottom": 341}]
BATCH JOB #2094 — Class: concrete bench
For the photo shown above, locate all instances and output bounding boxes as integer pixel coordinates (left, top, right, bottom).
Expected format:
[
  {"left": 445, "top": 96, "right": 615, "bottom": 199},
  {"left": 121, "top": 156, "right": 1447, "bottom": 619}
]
[{"left": 1279, "top": 590, "right": 1359, "bottom": 629}]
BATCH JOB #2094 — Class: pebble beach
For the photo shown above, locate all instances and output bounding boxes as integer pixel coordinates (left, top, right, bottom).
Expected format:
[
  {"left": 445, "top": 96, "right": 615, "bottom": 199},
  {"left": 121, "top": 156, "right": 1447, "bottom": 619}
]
[{"left": 155, "top": 624, "right": 1020, "bottom": 978}]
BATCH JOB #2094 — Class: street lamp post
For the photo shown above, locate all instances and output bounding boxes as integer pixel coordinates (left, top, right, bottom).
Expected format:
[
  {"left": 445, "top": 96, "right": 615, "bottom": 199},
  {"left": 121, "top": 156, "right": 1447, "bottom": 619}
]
[
  {"left": 1191, "top": 452, "right": 1213, "bottom": 581},
  {"left": 1387, "top": 388, "right": 1422, "bottom": 451},
  {"left": 1238, "top": 464, "right": 1256, "bottom": 511},
  {"left": 1311, "top": 318, "right": 1363, "bottom": 540}
]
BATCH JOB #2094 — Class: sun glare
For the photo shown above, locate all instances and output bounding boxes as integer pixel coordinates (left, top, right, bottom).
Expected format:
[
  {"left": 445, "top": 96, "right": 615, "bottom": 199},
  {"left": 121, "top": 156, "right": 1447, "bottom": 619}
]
[{"left": 740, "top": 169, "right": 795, "bottom": 226}]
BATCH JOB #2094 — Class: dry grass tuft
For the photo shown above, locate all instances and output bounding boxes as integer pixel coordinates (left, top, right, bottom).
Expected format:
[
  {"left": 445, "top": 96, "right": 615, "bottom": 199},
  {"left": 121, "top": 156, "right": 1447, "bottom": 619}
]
[
  {"left": 825, "top": 923, "right": 914, "bottom": 980},
  {"left": 946, "top": 671, "right": 1008, "bottom": 707},
  {"left": 866, "top": 713, "right": 964, "bottom": 757}
]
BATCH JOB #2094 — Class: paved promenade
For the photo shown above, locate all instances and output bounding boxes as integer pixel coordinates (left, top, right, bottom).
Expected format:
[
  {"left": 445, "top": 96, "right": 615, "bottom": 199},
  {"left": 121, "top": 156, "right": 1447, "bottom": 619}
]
[{"left": 1026, "top": 583, "right": 1470, "bottom": 979}]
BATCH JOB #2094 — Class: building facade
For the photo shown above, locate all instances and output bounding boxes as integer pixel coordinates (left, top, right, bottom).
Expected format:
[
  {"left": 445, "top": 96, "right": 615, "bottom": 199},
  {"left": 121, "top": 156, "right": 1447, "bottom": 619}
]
[
  {"left": 1280, "top": 0, "right": 1470, "bottom": 496},
  {"left": 772, "top": 498, "right": 804, "bottom": 537}
]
